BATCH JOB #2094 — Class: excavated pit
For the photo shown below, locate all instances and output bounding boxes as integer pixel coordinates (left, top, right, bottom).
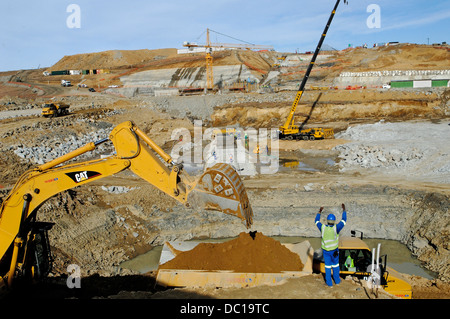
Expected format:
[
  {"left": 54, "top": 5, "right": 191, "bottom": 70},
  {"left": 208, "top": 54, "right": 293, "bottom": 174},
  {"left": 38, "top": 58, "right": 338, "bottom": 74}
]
[{"left": 1, "top": 43, "right": 450, "bottom": 299}]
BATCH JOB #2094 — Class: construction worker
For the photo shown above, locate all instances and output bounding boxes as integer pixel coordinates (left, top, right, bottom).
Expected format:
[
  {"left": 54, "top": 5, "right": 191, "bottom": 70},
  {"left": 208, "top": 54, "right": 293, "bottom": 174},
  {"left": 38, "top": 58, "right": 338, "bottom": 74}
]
[
  {"left": 344, "top": 251, "right": 357, "bottom": 272},
  {"left": 315, "top": 203, "right": 347, "bottom": 287}
]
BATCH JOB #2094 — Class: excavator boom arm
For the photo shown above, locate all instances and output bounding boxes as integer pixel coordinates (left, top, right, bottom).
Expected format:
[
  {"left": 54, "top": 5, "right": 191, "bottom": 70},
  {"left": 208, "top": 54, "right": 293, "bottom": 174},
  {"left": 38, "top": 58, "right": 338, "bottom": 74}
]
[
  {"left": 0, "top": 157, "right": 129, "bottom": 260},
  {"left": 0, "top": 121, "right": 253, "bottom": 287}
]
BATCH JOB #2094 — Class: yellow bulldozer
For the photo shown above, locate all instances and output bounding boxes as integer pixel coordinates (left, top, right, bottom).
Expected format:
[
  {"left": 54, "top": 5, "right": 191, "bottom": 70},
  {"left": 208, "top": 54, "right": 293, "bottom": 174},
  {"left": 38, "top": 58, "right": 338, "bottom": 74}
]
[
  {"left": 41, "top": 102, "right": 70, "bottom": 118},
  {"left": 0, "top": 121, "right": 253, "bottom": 289}
]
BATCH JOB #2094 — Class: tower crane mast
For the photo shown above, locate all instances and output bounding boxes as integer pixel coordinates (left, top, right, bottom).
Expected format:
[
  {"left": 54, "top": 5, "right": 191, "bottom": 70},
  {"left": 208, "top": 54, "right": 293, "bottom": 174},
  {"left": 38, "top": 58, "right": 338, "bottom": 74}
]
[{"left": 183, "top": 28, "right": 274, "bottom": 90}]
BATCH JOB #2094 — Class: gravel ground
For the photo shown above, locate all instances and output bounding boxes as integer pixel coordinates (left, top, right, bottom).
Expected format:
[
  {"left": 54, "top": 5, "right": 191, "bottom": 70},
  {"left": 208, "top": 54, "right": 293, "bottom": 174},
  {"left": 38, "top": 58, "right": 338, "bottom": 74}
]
[{"left": 334, "top": 120, "right": 450, "bottom": 184}]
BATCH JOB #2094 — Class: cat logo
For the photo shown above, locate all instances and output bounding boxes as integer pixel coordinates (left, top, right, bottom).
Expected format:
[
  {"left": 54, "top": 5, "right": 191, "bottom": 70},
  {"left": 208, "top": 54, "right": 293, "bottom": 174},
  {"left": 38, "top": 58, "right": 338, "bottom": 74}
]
[
  {"left": 66, "top": 171, "right": 101, "bottom": 184},
  {"left": 75, "top": 171, "right": 88, "bottom": 183}
]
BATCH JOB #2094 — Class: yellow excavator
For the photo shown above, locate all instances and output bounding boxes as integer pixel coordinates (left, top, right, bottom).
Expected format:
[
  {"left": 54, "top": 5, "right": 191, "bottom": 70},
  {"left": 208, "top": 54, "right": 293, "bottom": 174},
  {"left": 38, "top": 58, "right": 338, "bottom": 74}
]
[
  {"left": 278, "top": 0, "right": 346, "bottom": 140},
  {"left": 0, "top": 121, "right": 253, "bottom": 289}
]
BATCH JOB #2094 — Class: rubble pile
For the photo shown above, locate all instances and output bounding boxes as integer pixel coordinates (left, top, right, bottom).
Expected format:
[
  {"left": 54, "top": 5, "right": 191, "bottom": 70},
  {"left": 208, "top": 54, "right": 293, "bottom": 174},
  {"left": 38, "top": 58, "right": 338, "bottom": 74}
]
[
  {"left": 335, "top": 143, "right": 424, "bottom": 169},
  {"left": 11, "top": 128, "right": 113, "bottom": 164},
  {"left": 334, "top": 121, "right": 450, "bottom": 184}
]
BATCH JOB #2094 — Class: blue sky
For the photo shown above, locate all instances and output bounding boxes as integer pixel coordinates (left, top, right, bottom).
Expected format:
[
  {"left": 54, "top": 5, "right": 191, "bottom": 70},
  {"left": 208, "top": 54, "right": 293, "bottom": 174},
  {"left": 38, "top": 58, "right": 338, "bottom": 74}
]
[{"left": 0, "top": 0, "right": 449, "bottom": 71}]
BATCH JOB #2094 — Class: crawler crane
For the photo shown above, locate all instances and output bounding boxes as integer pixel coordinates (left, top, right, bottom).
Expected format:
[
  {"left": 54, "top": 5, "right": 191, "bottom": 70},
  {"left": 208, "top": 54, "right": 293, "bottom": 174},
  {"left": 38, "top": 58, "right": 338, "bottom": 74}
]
[{"left": 279, "top": 0, "right": 347, "bottom": 140}]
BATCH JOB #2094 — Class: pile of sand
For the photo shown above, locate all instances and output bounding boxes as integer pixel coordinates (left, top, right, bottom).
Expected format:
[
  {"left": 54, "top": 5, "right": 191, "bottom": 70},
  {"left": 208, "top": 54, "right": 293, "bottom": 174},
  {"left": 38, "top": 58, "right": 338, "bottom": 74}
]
[{"left": 158, "top": 232, "right": 304, "bottom": 273}]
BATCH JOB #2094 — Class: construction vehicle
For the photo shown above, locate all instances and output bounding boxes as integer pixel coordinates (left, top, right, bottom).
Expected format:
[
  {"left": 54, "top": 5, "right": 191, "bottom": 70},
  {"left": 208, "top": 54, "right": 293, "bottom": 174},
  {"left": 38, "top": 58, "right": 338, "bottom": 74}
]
[
  {"left": 272, "top": 55, "right": 287, "bottom": 68},
  {"left": 313, "top": 230, "right": 412, "bottom": 299},
  {"left": 0, "top": 121, "right": 253, "bottom": 289},
  {"left": 41, "top": 102, "right": 70, "bottom": 118},
  {"left": 61, "top": 80, "right": 71, "bottom": 87},
  {"left": 282, "top": 127, "right": 334, "bottom": 140},
  {"left": 155, "top": 238, "right": 313, "bottom": 289},
  {"left": 278, "top": 0, "right": 346, "bottom": 140}
]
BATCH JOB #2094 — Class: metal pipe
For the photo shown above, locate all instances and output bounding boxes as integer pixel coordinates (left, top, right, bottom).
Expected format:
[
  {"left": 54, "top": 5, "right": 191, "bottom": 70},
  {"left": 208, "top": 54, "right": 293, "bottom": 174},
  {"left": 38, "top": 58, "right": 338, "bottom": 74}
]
[
  {"left": 7, "top": 193, "right": 31, "bottom": 287},
  {"left": 94, "top": 137, "right": 109, "bottom": 146},
  {"left": 133, "top": 127, "right": 173, "bottom": 164},
  {"left": 38, "top": 142, "right": 97, "bottom": 171},
  {"left": 371, "top": 248, "right": 375, "bottom": 272},
  {"left": 376, "top": 243, "right": 381, "bottom": 270},
  {"left": 7, "top": 238, "right": 23, "bottom": 287}
]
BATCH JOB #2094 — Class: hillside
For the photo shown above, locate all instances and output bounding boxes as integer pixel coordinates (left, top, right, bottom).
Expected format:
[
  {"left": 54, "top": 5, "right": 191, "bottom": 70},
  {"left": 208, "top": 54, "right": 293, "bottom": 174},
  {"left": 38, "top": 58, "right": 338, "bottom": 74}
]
[
  {"left": 1, "top": 43, "right": 448, "bottom": 97},
  {"left": 48, "top": 48, "right": 178, "bottom": 71},
  {"left": 336, "top": 44, "right": 450, "bottom": 72},
  {"left": 47, "top": 48, "right": 276, "bottom": 74},
  {"left": 278, "top": 44, "right": 450, "bottom": 85}
]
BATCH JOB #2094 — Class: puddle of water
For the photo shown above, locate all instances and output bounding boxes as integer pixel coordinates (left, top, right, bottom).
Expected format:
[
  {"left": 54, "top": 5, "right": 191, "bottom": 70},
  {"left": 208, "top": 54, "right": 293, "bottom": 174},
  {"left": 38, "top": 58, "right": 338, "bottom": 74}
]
[
  {"left": 120, "top": 236, "right": 437, "bottom": 279},
  {"left": 172, "top": 157, "right": 337, "bottom": 175},
  {"left": 362, "top": 238, "right": 438, "bottom": 280},
  {"left": 278, "top": 159, "right": 318, "bottom": 172},
  {"left": 278, "top": 158, "right": 336, "bottom": 173},
  {"left": 121, "top": 246, "right": 164, "bottom": 274}
]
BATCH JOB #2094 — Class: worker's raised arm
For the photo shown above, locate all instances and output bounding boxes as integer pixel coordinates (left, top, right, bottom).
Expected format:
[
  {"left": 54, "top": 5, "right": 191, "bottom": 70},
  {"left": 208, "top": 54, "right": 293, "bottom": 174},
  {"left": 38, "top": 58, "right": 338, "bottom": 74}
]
[
  {"left": 315, "top": 207, "right": 323, "bottom": 231},
  {"left": 337, "top": 203, "right": 347, "bottom": 233}
]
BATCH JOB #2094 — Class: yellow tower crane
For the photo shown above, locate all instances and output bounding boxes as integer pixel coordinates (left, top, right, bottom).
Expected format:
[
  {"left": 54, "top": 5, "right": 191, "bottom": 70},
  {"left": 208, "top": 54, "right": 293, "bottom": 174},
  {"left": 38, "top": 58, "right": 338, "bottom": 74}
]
[
  {"left": 183, "top": 28, "right": 274, "bottom": 90},
  {"left": 205, "top": 28, "right": 214, "bottom": 90}
]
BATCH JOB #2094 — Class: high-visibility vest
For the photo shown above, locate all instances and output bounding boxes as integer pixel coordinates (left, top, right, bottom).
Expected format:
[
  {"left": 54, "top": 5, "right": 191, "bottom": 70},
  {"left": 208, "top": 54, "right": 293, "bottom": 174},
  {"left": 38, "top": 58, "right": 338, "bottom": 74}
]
[
  {"left": 321, "top": 224, "right": 339, "bottom": 251},
  {"left": 345, "top": 256, "right": 354, "bottom": 268}
]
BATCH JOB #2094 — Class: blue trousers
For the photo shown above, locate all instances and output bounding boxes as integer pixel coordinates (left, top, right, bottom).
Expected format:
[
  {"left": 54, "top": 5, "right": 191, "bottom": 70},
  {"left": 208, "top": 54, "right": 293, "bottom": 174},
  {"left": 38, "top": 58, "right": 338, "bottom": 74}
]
[{"left": 323, "top": 249, "right": 341, "bottom": 286}]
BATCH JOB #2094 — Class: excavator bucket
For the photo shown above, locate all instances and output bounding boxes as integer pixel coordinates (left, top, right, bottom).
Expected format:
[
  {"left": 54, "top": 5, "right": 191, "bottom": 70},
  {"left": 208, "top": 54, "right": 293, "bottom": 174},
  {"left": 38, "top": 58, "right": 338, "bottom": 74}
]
[{"left": 189, "top": 163, "right": 253, "bottom": 228}]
